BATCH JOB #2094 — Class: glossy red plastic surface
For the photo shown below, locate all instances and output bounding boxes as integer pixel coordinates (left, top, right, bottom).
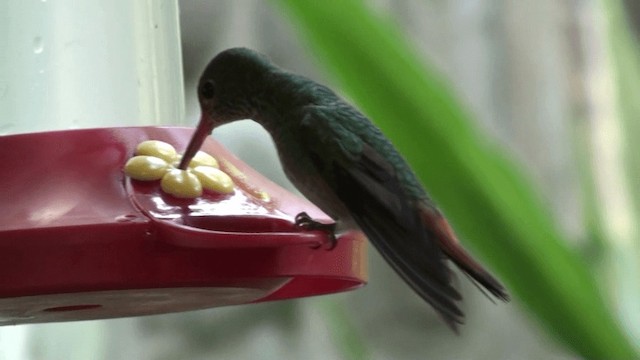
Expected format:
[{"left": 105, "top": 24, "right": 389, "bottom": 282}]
[{"left": 0, "top": 127, "right": 367, "bottom": 325}]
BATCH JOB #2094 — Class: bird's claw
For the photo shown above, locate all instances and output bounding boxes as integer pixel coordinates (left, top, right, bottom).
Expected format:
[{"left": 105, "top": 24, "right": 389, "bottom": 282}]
[
  {"left": 294, "top": 212, "right": 314, "bottom": 228},
  {"left": 294, "top": 212, "right": 338, "bottom": 250}
]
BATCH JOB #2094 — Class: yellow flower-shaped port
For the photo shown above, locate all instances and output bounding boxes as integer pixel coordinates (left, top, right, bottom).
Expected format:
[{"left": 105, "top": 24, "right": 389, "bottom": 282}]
[
  {"left": 173, "top": 151, "right": 219, "bottom": 169},
  {"left": 124, "top": 156, "right": 171, "bottom": 181},
  {"left": 124, "top": 140, "right": 234, "bottom": 199},
  {"left": 191, "top": 166, "right": 234, "bottom": 194},
  {"left": 161, "top": 169, "right": 203, "bottom": 198},
  {"left": 135, "top": 140, "right": 177, "bottom": 163}
]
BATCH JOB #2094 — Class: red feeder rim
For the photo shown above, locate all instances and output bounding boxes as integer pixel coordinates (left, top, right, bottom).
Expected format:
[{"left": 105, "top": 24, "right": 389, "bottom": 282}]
[{"left": 0, "top": 126, "right": 367, "bottom": 325}]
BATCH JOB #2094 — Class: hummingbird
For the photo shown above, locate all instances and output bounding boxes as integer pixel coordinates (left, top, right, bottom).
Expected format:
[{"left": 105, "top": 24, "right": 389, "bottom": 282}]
[{"left": 178, "top": 47, "right": 508, "bottom": 330}]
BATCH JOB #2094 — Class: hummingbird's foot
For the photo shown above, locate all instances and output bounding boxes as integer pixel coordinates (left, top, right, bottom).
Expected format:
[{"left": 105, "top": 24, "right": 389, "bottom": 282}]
[{"left": 294, "top": 212, "right": 338, "bottom": 249}]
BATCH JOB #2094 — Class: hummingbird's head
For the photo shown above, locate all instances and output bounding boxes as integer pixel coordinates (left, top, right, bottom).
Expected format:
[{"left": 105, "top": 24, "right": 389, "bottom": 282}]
[
  {"left": 197, "top": 47, "right": 274, "bottom": 127},
  {"left": 177, "top": 48, "right": 274, "bottom": 170}
]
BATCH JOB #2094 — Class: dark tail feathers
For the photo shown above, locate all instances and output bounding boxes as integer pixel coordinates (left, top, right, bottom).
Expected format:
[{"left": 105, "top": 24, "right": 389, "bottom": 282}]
[{"left": 419, "top": 204, "right": 509, "bottom": 301}]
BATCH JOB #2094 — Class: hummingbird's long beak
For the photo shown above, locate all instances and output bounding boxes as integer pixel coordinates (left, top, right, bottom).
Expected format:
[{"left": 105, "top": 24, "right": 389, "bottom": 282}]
[{"left": 178, "top": 113, "right": 215, "bottom": 169}]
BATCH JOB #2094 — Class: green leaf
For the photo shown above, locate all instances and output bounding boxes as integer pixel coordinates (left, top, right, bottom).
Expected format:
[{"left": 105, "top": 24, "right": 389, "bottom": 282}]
[{"left": 273, "top": 0, "right": 638, "bottom": 358}]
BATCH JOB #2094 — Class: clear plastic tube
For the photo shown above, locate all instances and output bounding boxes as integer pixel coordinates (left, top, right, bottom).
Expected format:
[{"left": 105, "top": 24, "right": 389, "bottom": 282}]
[{"left": 0, "top": 0, "right": 185, "bottom": 134}]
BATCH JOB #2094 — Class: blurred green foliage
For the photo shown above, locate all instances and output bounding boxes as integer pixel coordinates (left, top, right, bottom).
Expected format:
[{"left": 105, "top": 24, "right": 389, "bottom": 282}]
[
  {"left": 601, "top": 0, "right": 640, "bottom": 343},
  {"left": 607, "top": 0, "right": 640, "bottom": 209},
  {"left": 274, "top": 0, "right": 638, "bottom": 358}
]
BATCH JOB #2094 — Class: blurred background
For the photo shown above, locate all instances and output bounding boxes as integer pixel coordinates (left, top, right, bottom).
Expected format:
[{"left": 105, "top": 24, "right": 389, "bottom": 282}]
[{"left": 1, "top": 0, "right": 640, "bottom": 359}]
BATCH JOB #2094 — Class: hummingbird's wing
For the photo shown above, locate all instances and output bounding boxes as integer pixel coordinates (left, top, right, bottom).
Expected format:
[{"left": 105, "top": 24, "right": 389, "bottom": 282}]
[{"left": 298, "top": 105, "right": 465, "bottom": 330}]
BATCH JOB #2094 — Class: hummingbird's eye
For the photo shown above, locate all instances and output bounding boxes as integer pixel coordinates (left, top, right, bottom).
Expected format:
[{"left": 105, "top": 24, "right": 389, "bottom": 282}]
[{"left": 200, "top": 80, "right": 216, "bottom": 99}]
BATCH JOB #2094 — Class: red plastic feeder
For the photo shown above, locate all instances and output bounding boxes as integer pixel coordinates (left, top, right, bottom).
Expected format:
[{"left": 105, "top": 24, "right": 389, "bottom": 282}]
[{"left": 0, "top": 127, "right": 367, "bottom": 325}]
